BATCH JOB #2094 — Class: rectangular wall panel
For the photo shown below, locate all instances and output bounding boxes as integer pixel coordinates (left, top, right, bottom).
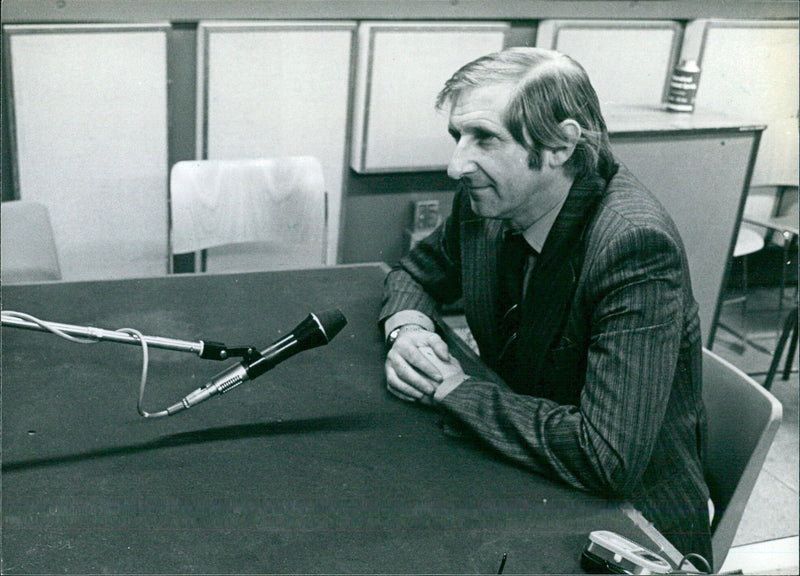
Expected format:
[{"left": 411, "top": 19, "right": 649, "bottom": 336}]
[
  {"left": 681, "top": 19, "right": 799, "bottom": 186},
  {"left": 536, "top": 19, "right": 681, "bottom": 107},
  {"left": 6, "top": 24, "right": 170, "bottom": 280},
  {"left": 197, "top": 21, "right": 355, "bottom": 265},
  {"left": 351, "top": 22, "right": 508, "bottom": 173}
]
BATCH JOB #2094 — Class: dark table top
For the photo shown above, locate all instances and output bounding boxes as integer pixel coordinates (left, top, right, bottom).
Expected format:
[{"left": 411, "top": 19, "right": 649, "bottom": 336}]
[{"left": 2, "top": 264, "right": 665, "bottom": 574}]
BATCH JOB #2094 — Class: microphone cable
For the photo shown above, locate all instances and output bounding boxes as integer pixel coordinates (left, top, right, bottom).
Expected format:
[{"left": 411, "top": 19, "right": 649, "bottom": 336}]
[
  {"left": 2, "top": 310, "right": 166, "bottom": 418},
  {"left": 3, "top": 307, "right": 347, "bottom": 417}
]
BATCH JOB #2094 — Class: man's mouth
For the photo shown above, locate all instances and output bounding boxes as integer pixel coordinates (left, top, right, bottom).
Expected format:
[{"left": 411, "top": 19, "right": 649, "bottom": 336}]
[{"left": 464, "top": 181, "right": 492, "bottom": 193}]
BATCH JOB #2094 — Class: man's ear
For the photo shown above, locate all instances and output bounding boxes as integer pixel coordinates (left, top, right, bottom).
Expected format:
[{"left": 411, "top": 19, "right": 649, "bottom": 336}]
[{"left": 549, "top": 119, "right": 582, "bottom": 167}]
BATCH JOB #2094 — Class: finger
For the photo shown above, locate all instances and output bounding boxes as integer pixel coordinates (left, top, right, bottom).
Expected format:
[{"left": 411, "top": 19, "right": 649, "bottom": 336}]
[
  {"left": 428, "top": 338, "right": 452, "bottom": 362},
  {"left": 392, "top": 343, "right": 448, "bottom": 383},
  {"left": 400, "top": 330, "right": 451, "bottom": 365},
  {"left": 387, "top": 382, "right": 432, "bottom": 406},
  {"left": 387, "top": 383, "right": 419, "bottom": 402},
  {"left": 405, "top": 329, "right": 449, "bottom": 355},
  {"left": 387, "top": 346, "right": 442, "bottom": 390},
  {"left": 385, "top": 363, "right": 430, "bottom": 402},
  {"left": 408, "top": 347, "right": 445, "bottom": 383},
  {"left": 385, "top": 354, "right": 438, "bottom": 397}
]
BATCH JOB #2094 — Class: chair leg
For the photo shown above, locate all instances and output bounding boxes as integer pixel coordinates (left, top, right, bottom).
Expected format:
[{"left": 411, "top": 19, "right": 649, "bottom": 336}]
[
  {"left": 741, "top": 254, "right": 749, "bottom": 314},
  {"left": 714, "top": 254, "right": 749, "bottom": 353},
  {"left": 782, "top": 313, "right": 798, "bottom": 380},
  {"left": 736, "top": 254, "right": 750, "bottom": 349},
  {"left": 778, "top": 232, "right": 798, "bottom": 312},
  {"left": 765, "top": 307, "right": 798, "bottom": 390},
  {"left": 779, "top": 233, "right": 788, "bottom": 312}
]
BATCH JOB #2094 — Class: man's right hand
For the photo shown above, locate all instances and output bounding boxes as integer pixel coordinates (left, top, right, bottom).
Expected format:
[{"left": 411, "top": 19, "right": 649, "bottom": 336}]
[{"left": 384, "top": 326, "right": 463, "bottom": 405}]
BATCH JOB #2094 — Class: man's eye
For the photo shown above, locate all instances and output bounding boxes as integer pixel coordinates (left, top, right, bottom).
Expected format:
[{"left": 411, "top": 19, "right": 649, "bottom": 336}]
[
  {"left": 448, "top": 129, "right": 460, "bottom": 143},
  {"left": 474, "top": 129, "right": 498, "bottom": 142}
]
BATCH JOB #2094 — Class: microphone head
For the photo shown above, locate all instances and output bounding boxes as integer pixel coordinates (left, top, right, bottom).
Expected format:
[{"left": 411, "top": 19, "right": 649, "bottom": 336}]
[
  {"left": 315, "top": 309, "right": 347, "bottom": 342},
  {"left": 286, "top": 309, "right": 348, "bottom": 354}
]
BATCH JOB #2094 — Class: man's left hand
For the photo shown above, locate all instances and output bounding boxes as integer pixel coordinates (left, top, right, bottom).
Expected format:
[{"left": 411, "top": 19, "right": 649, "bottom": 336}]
[{"left": 385, "top": 328, "right": 464, "bottom": 404}]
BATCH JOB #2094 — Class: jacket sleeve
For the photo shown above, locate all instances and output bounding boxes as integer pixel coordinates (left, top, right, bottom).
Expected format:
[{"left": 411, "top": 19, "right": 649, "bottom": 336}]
[
  {"left": 436, "top": 225, "right": 685, "bottom": 498},
  {"left": 379, "top": 192, "right": 466, "bottom": 327}
]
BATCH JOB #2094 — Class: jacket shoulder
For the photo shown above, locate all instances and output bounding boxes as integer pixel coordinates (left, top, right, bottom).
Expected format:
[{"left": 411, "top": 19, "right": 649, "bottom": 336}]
[{"left": 592, "top": 165, "right": 683, "bottom": 242}]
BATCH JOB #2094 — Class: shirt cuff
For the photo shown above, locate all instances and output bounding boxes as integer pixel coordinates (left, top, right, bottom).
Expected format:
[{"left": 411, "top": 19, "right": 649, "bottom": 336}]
[
  {"left": 434, "top": 374, "right": 471, "bottom": 402},
  {"left": 383, "top": 310, "right": 436, "bottom": 340}
]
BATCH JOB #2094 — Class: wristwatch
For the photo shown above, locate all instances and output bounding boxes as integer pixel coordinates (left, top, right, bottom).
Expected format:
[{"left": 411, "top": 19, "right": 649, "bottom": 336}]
[{"left": 386, "top": 324, "right": 425, "bottom": 347}]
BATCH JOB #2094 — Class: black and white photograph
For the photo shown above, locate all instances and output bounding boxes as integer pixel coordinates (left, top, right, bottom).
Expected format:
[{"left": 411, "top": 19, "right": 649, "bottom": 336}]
[{"left": 1, "top": 1, "right": 797, "bottom": 574}]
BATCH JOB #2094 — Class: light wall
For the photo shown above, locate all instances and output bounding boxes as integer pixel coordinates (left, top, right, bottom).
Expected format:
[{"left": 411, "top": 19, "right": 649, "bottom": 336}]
[{"left": 1, "top": 0, "right": 797, "bottom": 275}]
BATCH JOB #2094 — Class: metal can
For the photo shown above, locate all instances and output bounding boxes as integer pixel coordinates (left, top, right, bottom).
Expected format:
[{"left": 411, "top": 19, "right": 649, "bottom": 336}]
[{"left": 667, "top": 60, "right": 701, "bottom": 113}]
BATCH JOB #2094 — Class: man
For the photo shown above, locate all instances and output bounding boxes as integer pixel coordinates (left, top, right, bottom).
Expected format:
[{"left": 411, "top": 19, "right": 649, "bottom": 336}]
[{"left": 380, "top": 47, "right": 712, "bottom": 564}]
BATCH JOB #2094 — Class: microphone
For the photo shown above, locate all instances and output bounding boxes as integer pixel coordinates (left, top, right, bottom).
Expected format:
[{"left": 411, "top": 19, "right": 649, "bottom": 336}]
[{"left": 166, "top": 309, "right": 347, "bottom": 415}]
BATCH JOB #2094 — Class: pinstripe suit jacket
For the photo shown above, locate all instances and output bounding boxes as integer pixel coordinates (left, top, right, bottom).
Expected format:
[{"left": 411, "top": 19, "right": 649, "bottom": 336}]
[{"left": 380, "top": 164, "right": 712, "bottom": 562}]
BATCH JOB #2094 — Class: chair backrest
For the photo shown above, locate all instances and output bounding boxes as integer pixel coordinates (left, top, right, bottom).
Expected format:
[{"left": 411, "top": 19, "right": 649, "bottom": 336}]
[
  {"left": 1, "top": 200, "right": 62, "bottom": 283},
  {"left": 702, "top": 347, "right": 782, "bottom": 570},
  {"left": 741, "top": 190, "right": 778, "bottom": 244},
  {"left": 170, "top": 157, "right": 327, "bottom": 273}
]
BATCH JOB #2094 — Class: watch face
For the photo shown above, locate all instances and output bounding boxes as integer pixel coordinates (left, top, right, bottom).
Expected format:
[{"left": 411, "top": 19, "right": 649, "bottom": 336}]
[{"left": 388, "top": 324, "right": 424, "bottom": 346}]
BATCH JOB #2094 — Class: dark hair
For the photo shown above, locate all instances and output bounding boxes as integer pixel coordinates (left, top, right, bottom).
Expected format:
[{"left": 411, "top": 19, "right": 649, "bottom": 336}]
[{"left": 436, "top": 47, "right": 614, "bottom": 179}]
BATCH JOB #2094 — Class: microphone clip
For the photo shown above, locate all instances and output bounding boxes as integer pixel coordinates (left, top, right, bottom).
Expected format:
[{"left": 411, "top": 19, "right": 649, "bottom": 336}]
[{"left": 199, "top": 342, "right": 262, "bottom": 363}]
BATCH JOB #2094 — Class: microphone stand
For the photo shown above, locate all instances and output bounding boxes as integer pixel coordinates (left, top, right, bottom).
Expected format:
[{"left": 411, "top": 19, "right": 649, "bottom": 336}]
[
  {"left": 2, "top": 310, "right": 264, "bottom": 417},
  {"left": 4, "top": 308, "right": 346, "bottom": 417},
  {"left": 1, "top": 312, "right": 255, "bottom": 362}
]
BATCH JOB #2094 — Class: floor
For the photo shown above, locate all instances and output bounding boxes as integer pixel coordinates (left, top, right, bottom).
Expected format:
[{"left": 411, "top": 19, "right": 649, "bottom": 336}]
[{"left": 443, "top": 283, "right": 799, "bottom": 575}]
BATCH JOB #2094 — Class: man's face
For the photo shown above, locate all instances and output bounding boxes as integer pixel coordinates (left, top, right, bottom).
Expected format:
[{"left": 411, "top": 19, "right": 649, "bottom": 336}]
[{"left": 446, "top": 84, "right": 566, "bottom": 230}]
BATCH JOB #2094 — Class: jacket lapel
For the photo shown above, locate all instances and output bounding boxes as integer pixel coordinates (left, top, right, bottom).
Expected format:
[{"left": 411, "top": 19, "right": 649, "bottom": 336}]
[
  {"left": 462, "top": 215, "right": 506, "bottom": 361},
  {"left": 513, "top": 172, "right": 609, "bottom": 393}
]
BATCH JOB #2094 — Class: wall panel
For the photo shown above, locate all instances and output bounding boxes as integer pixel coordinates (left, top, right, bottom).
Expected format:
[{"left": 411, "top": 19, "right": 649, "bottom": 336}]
[
  {"left": 536, "top": 19, "right": 681, "bottom": 106},
  {"left": 350, "top": 22, "right": 508, "bottom": 173},
  {"left": 6, "top": 24, "right": 170, "bottom": 281},
  {"left": 681, "top": 19, "right": 799, "bottom": 186},
  {"left": 197, "top": 21, "right": 355, "bottom": 264}
]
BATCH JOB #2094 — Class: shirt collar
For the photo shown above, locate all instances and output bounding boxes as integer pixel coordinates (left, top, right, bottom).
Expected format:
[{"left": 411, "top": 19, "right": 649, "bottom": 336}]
[{"left": 519, "top": 193, "right": 569, "bottom": 253}]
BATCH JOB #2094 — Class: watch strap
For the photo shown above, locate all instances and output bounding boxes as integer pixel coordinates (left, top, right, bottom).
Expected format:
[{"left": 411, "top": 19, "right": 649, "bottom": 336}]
[{"left": 386, "top": 323, "right": 426, "bottom": 347}]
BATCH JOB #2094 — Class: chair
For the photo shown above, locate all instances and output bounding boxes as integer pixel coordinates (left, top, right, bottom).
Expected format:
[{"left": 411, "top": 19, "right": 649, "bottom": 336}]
[
  {"left": 702, "top": 348, "right": 783, "bottom": 571},
  {"left": 1, "top": 200, "right": 61, "bottom": 283},
  {"left": 743, "top": 214, "right": 798, "bottom": 314},
  {"left": 764, "top": 306, "right": 798, "bottom": 390},
  {"left": 731, "top": 225, "right": 766, "bottom": 308},
  {"left": 716, "top": 190, "right": 775, "bottom": 349},
  {"left": 716, "top": 225, "right": 765, "bottom": 351},
  {"left": 170, "top": 157, "right": 327, "bottom": 273}
]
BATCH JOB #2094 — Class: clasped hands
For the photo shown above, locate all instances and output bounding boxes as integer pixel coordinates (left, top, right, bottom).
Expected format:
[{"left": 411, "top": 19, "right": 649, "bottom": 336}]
[{"left": 384, "top": 326, "right": 464, "bottom": 405}]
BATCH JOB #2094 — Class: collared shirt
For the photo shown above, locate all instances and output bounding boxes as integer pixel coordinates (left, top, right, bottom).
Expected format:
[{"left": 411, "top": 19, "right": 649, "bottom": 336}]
[
  {"left": 511, "top": 191, "right": 569, "bottom": 299},
  {"left": 520, "top": 192, "right": 568, "bottom": 254}
]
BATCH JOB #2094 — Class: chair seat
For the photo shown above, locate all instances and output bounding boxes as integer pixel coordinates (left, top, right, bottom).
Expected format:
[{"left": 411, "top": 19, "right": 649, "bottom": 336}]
[{"left": 733, "top": 226, "right": 765, "bottom": 258}]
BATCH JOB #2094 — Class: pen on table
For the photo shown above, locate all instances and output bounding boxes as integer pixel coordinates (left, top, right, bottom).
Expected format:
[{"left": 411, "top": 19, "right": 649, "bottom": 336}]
[{"left": 497, "top": 552, "right": 507, "bottom": 574}]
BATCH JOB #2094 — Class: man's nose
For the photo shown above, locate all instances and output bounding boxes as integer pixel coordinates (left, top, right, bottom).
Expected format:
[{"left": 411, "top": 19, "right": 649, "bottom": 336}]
[{"left": 447, "top": 142, "right": 477, "bottom": 180}]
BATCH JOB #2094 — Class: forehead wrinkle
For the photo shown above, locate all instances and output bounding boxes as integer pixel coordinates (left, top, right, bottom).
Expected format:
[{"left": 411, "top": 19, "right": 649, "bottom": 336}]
[{"left": 448, "top": 84, "right": 515, "bottom": 127}]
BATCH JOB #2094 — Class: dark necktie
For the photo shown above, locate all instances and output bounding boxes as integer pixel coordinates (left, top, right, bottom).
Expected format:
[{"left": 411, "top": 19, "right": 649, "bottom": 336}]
[
  {"left": 499, "top": 231, "right": 532, "bottom": 310},
  {"left": 498, "top": 231, "right": 533, "bottom": 361}
]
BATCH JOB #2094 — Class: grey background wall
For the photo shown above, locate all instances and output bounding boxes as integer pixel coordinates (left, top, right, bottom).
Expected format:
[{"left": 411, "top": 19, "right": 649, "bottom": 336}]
[{"left": 1, "top": 0, "right": 797, "bottom": 272}]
